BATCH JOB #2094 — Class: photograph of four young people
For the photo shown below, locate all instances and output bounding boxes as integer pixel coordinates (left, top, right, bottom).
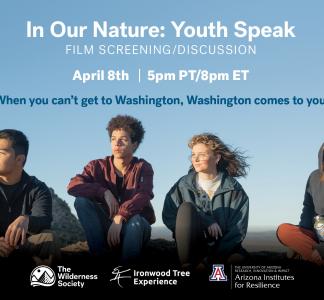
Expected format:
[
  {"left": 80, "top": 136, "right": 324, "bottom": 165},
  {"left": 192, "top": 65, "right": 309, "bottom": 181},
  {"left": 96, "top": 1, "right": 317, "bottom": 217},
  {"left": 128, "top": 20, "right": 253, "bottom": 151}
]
[{"left": 0, "top": 115, "right": 323, "bottom": 268}]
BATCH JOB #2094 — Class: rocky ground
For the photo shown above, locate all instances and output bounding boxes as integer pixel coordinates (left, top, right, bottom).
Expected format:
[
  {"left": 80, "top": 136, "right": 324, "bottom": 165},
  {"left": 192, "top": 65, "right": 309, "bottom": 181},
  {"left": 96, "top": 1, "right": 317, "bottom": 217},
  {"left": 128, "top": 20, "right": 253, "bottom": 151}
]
[
  {"left": 51, "top": 188, "right": 86, "bottom": 247},
  {"left": 52, "top": 190, "right": 285, "bottom": 261},
  {"left": 51, "top": 190, "right": 324, "bottom": 289},
  {"left": 50, "top": 190, "right": 302, "bottom": 264}
]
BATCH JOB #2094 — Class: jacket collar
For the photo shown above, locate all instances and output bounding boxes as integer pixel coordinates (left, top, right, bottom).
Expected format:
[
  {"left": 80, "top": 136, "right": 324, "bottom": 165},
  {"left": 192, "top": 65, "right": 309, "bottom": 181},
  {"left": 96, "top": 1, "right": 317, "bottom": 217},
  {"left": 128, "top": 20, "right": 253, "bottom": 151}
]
[
  {"left": 182, "top": 170, "right": 236, "bottom": 195},
  {"left": 0, "top": 170, "right": 33, "bottom": 201},
  {"left": 107, "top": 156, "right": 138, "bottom": 182},
  {"left": 20, "top": 170, "right": 33, "bottom": 187},
  {"left": 0, "top": 170, "right": 31, "bottom": 189}
]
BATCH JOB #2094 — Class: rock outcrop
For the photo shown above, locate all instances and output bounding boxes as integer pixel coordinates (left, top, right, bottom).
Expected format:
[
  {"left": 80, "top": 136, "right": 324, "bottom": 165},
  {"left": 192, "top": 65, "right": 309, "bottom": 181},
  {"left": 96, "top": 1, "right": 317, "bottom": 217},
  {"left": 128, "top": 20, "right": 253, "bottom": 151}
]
[{"left": 50, "top": 188, "right": 86, "bottom": 247}]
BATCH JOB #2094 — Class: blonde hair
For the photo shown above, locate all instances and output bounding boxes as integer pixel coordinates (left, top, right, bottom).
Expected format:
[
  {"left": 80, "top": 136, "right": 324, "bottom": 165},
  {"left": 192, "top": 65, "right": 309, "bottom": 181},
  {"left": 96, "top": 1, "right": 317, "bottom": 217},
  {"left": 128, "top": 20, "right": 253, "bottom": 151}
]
[{"left": 188, "top": 133, "right": 249, "bottom": 177}]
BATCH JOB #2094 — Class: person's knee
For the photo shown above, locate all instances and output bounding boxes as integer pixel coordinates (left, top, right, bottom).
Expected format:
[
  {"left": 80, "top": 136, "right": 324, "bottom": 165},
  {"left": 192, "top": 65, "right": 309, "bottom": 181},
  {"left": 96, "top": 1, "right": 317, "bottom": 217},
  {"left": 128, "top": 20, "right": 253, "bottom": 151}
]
[
  {"left": 277, "top": 223, "right": 296, "bottom": 244},
  {"left": 128, "top": 214, "right": 142, "bottom": 222},
  {"left": 176, "top": 202, "right": 198, "bottom": 226},
  {"left": 74, "top": 197, "right": 93, "bottom": 212},
  {"left": 127, "top": 215, "right": 146, "bottom": 229},
  {"left": 179, "top": 202, "right": 195, "bottom": 212},
  {"left": 124, "top": 215, "right": 151, "bottom": 236}
]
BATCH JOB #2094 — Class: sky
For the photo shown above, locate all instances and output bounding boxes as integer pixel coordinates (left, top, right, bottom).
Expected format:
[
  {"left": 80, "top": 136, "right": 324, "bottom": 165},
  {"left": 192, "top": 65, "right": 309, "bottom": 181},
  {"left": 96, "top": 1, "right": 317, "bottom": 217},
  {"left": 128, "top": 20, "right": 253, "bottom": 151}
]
[{"left": 0, "top": 0, "right": 323, "bottom": 229}]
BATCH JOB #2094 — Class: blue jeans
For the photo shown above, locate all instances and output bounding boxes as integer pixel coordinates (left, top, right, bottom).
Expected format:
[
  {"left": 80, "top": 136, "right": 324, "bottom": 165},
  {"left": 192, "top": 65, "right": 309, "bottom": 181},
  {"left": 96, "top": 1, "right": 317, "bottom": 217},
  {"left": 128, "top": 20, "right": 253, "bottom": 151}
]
[{"left": 74, "top": 197, "right": 151, "bottom": 263}]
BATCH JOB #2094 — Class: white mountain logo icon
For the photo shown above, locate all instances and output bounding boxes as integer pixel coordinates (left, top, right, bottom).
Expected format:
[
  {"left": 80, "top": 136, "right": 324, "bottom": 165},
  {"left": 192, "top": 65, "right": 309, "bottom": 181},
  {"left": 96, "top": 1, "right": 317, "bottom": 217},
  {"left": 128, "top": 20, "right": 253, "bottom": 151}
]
[{"left": 30, "top": 265, "right": 56, "bottom": 287}]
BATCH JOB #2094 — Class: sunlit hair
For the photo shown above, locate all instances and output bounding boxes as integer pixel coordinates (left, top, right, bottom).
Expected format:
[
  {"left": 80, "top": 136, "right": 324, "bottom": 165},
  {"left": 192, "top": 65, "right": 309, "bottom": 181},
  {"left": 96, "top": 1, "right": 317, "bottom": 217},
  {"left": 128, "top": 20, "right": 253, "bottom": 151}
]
[
  {"left": 106, "top": 115, "right": 145, "bottom": 152},
  {"left": 188, "top": 133, "right": 249, "bottom": 177}
]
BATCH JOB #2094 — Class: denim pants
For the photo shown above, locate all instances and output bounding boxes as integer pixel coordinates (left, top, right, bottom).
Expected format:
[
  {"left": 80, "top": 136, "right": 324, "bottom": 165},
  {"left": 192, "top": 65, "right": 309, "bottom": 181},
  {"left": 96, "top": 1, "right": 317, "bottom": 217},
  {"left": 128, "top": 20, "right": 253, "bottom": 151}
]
[{"left": 74, "top": 197, "right": 151, "bottom": 263}]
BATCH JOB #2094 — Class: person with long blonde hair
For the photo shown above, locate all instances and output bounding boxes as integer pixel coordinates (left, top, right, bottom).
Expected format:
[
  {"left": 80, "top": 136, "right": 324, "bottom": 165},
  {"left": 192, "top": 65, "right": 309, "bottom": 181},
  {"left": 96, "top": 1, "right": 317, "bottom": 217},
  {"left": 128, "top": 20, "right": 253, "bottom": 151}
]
[{"left": 163, "top": 133, "right": 249, "bottom": 269}]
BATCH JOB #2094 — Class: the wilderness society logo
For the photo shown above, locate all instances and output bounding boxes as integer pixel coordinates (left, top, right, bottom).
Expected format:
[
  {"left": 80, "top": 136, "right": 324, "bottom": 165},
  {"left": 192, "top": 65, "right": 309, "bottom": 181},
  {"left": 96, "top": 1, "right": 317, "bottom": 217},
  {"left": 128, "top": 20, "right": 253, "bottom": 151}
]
[
  {"left": 30, "top": 266, "right": 56, "bottom": 287},
  {"left": 30, "top": 265, "right": 98, "bottom": 288}
]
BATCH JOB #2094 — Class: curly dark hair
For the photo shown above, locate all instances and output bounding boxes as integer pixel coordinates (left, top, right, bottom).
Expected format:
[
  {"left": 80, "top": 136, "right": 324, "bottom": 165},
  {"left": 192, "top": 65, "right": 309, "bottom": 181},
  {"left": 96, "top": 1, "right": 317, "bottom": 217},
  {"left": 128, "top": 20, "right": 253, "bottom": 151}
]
[
  {"left": 188, "top": 133, "right": 249, "bottom": 177},
  {"left": 106, "top": 115, "right": 145, "bottom": 151}
]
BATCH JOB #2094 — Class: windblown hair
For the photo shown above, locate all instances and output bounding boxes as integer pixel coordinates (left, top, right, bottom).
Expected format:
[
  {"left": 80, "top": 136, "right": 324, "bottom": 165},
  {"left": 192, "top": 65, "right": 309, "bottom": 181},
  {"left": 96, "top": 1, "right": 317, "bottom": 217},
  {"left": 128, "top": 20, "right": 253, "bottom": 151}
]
[
  {"left": 188, "top": 133, "right": 249, "bottom": 177},
  {"left": 106, "top": 115, "right": 145, "bottom": 152}
]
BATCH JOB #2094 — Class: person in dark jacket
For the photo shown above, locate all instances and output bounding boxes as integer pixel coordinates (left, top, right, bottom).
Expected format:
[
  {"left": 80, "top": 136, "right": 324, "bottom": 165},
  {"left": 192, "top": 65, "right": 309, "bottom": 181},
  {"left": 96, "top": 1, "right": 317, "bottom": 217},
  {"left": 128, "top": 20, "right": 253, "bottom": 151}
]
[
  {"left": 162, "top": 133, "right": 249, "bottom": 269},
  {"left": 277, "top": 143, "right": 324, "bottom": 265},
  {"left": 68, "top": 115, "right": 155, "bottom": 264},
  {"left": 0, "top": 129, "right": 58, "bottom": 265}
]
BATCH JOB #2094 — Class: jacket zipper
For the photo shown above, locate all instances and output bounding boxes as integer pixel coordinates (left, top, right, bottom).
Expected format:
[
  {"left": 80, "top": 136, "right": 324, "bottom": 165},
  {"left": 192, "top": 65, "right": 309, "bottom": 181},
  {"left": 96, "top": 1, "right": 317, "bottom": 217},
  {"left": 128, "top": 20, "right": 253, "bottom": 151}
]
[
  {"left": 0, "top": 186, "right": 11, "bottom": 215},
  {"left": 0, "top": 175, "right": 32, "bottom": 219}
]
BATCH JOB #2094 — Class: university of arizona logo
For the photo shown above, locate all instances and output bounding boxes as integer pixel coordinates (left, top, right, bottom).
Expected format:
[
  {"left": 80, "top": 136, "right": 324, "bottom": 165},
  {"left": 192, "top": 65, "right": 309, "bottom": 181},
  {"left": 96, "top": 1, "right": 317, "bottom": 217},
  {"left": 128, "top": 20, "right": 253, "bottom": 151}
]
[{"left": 209, "top": 264, "right": 227, "bottom": 282}]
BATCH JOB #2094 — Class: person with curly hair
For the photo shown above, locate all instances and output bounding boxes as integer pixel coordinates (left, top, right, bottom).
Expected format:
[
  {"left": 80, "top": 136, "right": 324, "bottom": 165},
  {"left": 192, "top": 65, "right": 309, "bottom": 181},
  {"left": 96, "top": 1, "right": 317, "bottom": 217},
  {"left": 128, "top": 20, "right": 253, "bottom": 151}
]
[
  {"left": 163, "top": 133, "right": 249, "bottom": 269},
  {"left": 68, "top": 115, "right": 155, "bottom": 264}
]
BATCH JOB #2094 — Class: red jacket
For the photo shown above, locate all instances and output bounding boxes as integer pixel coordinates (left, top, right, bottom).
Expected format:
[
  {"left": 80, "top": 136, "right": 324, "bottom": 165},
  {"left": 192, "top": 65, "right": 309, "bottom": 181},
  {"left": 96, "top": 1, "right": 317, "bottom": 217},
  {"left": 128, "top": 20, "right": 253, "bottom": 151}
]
[{"left": 67, "top": 156, "right": 155, "bottom": 224}]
